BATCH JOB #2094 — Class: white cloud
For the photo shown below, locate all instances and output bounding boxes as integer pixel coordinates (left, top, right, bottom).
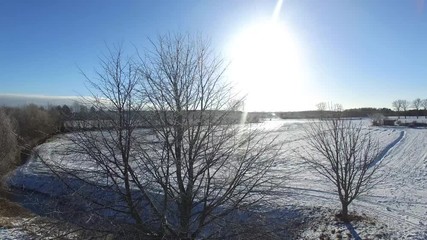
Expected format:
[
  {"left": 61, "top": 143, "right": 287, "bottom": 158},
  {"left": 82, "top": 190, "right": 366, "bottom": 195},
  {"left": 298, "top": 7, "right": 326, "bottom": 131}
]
[{"left": 0, "top": 94, "right": 81, "bottom": 107}]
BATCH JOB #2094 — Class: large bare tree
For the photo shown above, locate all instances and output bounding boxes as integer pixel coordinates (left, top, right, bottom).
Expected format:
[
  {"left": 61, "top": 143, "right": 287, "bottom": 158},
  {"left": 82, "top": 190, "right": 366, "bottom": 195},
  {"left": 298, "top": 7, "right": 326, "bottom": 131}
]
[
  {"left": 302, "top": 114, "right": 381, "bottom": 220},
  {"left": 35, "top": 46, "right": 159, "bottom": 238},
  {"left": 43, "top": 36, "right": 281, "bottom": 239},
  {"left": 137, "top": 34, "right": 280, "bottom": 238}
]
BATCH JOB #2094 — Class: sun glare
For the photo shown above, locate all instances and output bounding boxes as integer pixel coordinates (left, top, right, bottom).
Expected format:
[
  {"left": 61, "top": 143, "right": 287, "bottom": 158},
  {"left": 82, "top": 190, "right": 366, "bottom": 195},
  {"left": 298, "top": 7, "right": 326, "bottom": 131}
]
[{"left": 228, "top": 16, "right": 311, "bottom": 111}]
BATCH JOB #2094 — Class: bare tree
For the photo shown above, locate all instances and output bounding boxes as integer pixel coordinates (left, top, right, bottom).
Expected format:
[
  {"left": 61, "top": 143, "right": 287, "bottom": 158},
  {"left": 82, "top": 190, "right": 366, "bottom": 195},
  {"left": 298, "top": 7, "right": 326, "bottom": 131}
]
[
  {"left": 42, "top": 37, "right": 281, "bottom": 239},
  {"left": 412, "top": 98, "right": 422, "bottom": 119},
  {"left": 421, "top": 99, "right": 427, "bottom": 119},
  {"left": 137, "top": 34, "right": 280, "bottom": 239},
  {"left": 392, "top": 100, "right": 402, "bottom": 119},
  {"left": 334, "top": 103, "right": 343, "bottom": 112},
  {"left": 74, "top": 45, "right": 149, "bottom": 229},
  {"left": 36, "top": 46, "right": 158, "bottom": 237},
  {"left": 400, "top": 100, "right": 410, "bottom": 119},
  {"left": 316, "top": 102, "right": 326, "bottom": 111},
  {"left": 302, "top": 112, "right": 381, "bottom": 220}
]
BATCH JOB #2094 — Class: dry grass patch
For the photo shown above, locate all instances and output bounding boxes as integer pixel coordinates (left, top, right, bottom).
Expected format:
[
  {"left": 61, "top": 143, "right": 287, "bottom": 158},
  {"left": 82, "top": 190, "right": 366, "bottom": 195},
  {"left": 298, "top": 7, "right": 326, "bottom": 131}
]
[
  {"left": 0, "top": 197, "right": 32, "bottom": 218},
  {"left": 0, "top": 197, "right": 33, "bottom": 230}
]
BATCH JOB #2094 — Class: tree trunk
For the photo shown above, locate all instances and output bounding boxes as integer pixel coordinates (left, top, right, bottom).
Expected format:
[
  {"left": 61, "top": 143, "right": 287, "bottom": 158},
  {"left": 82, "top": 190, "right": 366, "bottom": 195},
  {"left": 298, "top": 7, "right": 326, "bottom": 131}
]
[
  {"left": 179, "top": 195, "right": 192, "bottom": 239},
  {"left": 341, "top": 202, "right": 349, "bottom": 220},
  {"left": 174, "top": 109, "right": 192, "bottom": 239}
]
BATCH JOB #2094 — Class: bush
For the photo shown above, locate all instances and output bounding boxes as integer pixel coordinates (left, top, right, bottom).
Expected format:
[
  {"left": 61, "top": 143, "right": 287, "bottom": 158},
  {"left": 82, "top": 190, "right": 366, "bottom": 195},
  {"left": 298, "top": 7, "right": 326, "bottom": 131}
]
[
  {"left": 0, "top": 110, "right": 18, "bottom": 180},
  {"left": 2, "top": 105, "right": 62, "bottom": 168},
  {"left": 8, "top": 104, "right": 59, "bottom": 144}
]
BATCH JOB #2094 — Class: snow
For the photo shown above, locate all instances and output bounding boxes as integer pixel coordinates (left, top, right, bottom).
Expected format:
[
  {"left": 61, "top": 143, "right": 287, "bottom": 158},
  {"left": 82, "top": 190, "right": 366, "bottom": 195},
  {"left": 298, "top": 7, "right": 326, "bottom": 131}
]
[
  {"left": 0, "top": 217, "right": 40, "bottom": 240},
  {"left": 267, "top": 120, "right": 427, "bottom": 239},
  {"left": 6, "top": 119, "right": 427, "bottom": 239},
  {"left": 0, "top": 225, "right": 30, "bottom": 240},
  {"left": 354, "top": 128, "right": 427, "bottom": 238}
]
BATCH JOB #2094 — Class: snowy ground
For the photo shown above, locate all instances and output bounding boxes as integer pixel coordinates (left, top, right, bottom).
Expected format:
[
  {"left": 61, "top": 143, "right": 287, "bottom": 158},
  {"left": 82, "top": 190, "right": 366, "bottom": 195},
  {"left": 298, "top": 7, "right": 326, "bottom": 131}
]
[
  {"left": 7, "top": 119, "right": 427, "bottom": 239},
  {"left": 0, "top": 221, "right": 31, "bottom": 240},
  {"left": 266, "top": 120, "right": 427, "bottom": 239}
]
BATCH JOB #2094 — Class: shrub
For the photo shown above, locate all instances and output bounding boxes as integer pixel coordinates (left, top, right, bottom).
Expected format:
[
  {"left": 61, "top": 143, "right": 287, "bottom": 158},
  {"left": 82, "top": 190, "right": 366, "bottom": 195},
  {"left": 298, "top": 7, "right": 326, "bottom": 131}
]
[{"left": 0, "top": 110, "right": 18, "bottom": 180}]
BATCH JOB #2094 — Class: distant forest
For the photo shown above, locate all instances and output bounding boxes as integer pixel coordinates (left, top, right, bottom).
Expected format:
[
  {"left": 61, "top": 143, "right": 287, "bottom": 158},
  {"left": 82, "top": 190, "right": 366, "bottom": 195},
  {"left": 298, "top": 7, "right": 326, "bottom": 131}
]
[
  {"left": 276, "top": 108, "right": 395, "bottom": 119},
  {"left": 66, "top": 105, "right": 426, "bottom": 122},
  {"left": 272, "top": 108, "right": 425, "bottom": 119}
]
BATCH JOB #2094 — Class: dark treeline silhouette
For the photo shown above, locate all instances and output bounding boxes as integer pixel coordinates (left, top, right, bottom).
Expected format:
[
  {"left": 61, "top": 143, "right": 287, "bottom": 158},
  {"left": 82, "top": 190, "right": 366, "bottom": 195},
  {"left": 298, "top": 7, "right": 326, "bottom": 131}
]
[
  {"left": 65, "top": 109, "right": 263, "bottom": 131},
  {"left": 64, "top": 105, "right": 427, "bottom": 131},
  {"left": 276, "top": 107, "right": 421, "bottom": 119}
]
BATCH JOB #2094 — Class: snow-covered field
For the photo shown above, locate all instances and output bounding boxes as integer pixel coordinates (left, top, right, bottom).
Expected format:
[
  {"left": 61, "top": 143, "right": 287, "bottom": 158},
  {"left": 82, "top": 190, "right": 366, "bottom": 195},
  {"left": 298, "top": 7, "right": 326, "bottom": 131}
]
[
  {"left": 268, "top": 121, "right": 427, "bottom": 239},
  {"left": 7, "top": 119, "right": 427, "bottom": 239}
]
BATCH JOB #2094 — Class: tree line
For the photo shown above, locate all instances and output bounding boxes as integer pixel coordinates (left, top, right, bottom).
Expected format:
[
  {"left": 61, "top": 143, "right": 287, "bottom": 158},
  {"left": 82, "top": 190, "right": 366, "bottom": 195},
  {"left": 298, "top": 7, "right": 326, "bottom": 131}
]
[
  {"left": 392, "top": 98, "right": 427, "bottom": 119},
  {"left": 277, "top": 99, "right": 427, "bottom": 120},
  {"left": 277, "top": 107, "right": 394, "bottom": 119}
]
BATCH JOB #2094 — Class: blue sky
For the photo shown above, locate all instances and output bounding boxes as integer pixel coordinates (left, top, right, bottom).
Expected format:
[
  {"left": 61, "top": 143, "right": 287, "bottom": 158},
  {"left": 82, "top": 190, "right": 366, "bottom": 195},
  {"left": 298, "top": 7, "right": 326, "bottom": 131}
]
[{"left": 1, "top": 0, "right": 427, "bottom": 111}]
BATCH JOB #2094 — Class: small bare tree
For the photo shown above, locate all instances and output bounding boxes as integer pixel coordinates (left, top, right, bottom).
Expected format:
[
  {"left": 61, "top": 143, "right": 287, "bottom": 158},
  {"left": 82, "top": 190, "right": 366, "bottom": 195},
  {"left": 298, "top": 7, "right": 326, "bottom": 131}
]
[
  {"left": 316, "top": 102, "right": 326, "bottom": 111},
  {"left": 412, "top": 98, "right": 422, "bottom": 119},
  {"left": 302, "top": 113, "right": 381, "bottom": 220},
  {"left": 392, "top": 100, "right": 402, "bottom": 119},
  {"left": 400, "top": 100, "right": 410, "bottom": 119},
  {"left": 334, "top": 103, "right": 343, "bottom": 112},
  {"left": 421, "top": 99, "right": 427, "bottom": 119}
]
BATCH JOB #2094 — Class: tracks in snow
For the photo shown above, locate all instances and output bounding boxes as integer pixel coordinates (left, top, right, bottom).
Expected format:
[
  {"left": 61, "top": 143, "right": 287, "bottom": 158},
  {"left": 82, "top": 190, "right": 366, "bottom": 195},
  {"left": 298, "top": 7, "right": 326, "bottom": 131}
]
[
  {"left": 357, "top": 128, "right": 427, "bottom": 235},
  {"left": 370, "top": 130, "right": 405, "bottom": 167}
]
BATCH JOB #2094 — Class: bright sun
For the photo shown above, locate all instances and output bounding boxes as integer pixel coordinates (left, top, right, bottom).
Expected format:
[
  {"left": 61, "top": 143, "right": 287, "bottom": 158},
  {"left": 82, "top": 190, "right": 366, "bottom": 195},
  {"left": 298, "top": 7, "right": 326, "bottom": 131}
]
[{"left": 228, "top": 20, "right": 311, "bottom": 111}]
